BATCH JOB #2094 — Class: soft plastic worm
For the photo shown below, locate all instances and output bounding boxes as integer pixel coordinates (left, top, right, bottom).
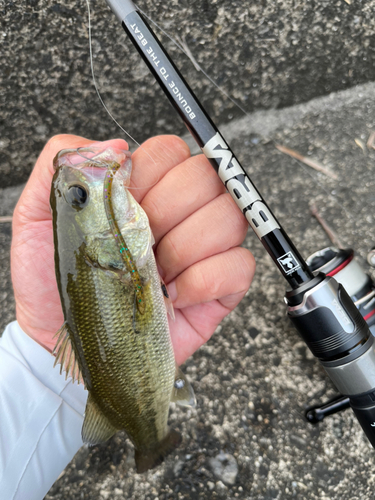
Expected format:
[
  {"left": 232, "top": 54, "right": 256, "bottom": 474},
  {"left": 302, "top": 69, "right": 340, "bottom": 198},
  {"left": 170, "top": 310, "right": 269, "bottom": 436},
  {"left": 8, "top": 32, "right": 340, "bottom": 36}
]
[{"left": 103, "top": 161, "right": 145, "bottom": 314}]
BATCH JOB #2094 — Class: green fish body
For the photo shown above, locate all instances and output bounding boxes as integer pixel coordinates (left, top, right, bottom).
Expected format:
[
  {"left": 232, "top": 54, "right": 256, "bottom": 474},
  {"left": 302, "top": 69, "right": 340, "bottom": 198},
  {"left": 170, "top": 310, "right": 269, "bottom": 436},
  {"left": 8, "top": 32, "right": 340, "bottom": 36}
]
[{"left": 50, "top": 147, "right": 194, "bottom": 472}]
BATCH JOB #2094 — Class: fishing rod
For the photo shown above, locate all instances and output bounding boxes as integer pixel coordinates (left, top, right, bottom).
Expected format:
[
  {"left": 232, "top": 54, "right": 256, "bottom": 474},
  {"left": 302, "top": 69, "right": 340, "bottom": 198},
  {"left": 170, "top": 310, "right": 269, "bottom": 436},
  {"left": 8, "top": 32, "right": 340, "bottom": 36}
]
[{"left": 104, "top": 0, "right": 375, "bottom": 448}]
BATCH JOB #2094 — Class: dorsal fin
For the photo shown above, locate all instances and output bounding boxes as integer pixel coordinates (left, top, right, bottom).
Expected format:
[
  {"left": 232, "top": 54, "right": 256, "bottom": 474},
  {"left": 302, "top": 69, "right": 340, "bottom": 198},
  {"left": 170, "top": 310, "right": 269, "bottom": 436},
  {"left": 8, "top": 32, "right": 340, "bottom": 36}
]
[
  {"left": 171, "top": 365, "right": 196, "bottom": 407},
  {"left": 82, "top": 393, "right": 118, "bottom": 445},
  {"left": 53, "top": 323, "right": 84, "bottom": 385}
]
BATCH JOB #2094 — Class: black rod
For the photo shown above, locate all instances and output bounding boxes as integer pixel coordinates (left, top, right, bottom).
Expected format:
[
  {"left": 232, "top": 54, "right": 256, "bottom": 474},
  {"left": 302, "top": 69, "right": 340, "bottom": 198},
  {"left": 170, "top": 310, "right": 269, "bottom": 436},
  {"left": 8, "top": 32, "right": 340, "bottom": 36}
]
[{"left": 104, "top": 0, "right": 314, "bottom": 289}]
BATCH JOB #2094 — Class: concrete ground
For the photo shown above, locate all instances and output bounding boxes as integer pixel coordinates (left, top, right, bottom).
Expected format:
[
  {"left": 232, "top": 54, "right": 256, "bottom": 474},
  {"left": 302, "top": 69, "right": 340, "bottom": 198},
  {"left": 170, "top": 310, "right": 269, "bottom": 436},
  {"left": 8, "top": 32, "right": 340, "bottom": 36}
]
[
  {"left": 2, "top": 1, "right": 375, "bottom": 499},
  {"left": 1, "top": 0, "right": 375, "bottom": 187},
  {"left": 2, "top": 82, "right": 375, "bottom": 499}
]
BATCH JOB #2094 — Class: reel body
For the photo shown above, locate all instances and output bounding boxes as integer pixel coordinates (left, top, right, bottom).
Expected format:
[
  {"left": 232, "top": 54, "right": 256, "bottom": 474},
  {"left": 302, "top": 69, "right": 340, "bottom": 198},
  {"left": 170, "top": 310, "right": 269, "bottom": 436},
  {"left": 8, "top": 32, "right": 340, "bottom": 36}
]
[{"left": 290, "top": 247, "right": 375, "bottom": 445}]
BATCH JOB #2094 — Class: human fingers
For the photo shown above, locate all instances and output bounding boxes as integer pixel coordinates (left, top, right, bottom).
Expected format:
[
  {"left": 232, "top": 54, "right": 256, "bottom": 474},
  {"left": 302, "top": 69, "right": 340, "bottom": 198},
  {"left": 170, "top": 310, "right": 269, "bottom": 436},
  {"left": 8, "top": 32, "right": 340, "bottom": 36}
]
[
  {"left": 130, "top": 135, "right": 191, "bottom": 203},
  {"left": 156, "top": 193, "right": 249, "bottom": 282},
  {"left": 14, "top": 135, "right": 129, "bottom": 225},
  {"left": 167, "top": 247, "right": 255, "bottom": 310},
  {"left": 170, "top": 305, "right": 223, "bottom": 365},
  {"left": 171, "top": 300, "right": 240, "bottom": 366},
  {"left": 14, "top": 134, "right": 190, "bottom": 224},
  {"left": 171, "top": 248, "right": 254, "bottom": 365},
  {"left": 141, "top": 154, "right": 226, "bottom": 245}
]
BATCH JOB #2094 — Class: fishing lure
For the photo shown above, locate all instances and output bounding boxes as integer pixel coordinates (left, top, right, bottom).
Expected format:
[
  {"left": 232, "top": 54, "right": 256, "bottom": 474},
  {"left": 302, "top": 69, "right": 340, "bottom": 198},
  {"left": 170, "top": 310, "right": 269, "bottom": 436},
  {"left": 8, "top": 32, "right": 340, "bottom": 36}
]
[{"left": 103, "top": 161, "right": 145, "bottom": 314}]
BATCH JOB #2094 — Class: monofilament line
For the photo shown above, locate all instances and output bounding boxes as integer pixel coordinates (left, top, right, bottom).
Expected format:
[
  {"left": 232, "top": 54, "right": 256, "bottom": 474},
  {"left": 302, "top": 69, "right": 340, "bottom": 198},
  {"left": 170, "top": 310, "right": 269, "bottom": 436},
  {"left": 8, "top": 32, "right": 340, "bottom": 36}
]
[
  {"left": 85, "top": 0, "right": 142, "bottom": 149},
  {"left": 136, "top": 5, "right": 360, "bottom": 232},
  {"left": 135, "top": 4, "right": 250, "bottom": 118},
  {"left": 85, "top": 0, "right": 160, "bottom": 189}
]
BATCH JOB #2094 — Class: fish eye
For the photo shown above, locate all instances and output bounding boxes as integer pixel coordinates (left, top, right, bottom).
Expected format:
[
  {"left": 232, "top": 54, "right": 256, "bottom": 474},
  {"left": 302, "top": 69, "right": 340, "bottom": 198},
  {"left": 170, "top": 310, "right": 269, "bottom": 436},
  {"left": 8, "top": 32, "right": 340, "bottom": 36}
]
[{"left": 65, "top": 185, "right": 89, "bottom": 209}]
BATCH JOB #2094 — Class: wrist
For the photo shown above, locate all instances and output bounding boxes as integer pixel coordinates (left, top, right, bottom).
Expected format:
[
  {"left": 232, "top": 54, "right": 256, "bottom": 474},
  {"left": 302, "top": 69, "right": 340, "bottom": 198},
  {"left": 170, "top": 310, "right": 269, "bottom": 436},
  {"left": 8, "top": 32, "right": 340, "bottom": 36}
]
[{"left": 16, "top": 306, "right": 56, "bottom": 353}]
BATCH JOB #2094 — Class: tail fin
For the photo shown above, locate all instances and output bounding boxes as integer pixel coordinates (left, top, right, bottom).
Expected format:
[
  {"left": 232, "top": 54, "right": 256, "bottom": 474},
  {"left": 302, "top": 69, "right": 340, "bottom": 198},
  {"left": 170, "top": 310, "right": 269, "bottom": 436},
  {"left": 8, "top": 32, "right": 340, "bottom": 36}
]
[{"left": 134, "top": 429, "right": 181, "bottom": 473}]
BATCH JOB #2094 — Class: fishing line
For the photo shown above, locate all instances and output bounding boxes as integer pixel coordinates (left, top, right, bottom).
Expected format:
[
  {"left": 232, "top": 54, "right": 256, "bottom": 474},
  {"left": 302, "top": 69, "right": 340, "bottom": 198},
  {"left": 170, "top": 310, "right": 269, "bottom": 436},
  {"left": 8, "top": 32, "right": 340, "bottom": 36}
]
[
  {"left": 85, "top": 0, "right": 160, "bottom": 192},
  {"left": 89, "top": 0, "right": 355, "bottom": 236},
  {"left": 135, "top": 4, "right": 357, "bottom": 234},
  {"left": 86, "top": 0, "right": 141, "bottom": 147},
  {"left": 76, "top": 148, "right": 108, "bottom": 168},
  {"left": 135, "top": 4, "right": 250, "bottom": 117},
  {"left": 76, "top": 147, "right": 134, "bottom": 187},
  {"left": 75, "top": 148, "right": 120, "bottom": 182}
]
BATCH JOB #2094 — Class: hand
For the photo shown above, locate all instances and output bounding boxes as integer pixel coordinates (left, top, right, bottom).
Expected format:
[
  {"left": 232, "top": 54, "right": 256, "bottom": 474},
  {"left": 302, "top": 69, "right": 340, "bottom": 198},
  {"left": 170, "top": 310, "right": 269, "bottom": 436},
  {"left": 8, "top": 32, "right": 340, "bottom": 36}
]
[{"left": 11, "top": 134, "right": 255, "bottom": 365}]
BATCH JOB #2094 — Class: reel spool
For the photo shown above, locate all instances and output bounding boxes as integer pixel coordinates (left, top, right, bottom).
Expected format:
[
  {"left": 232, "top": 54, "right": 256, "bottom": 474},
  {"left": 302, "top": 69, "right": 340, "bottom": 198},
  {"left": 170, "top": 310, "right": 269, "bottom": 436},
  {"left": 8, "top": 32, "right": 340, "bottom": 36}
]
[{"left": 307, "top": 247, "right": 375, "bottom": 332}]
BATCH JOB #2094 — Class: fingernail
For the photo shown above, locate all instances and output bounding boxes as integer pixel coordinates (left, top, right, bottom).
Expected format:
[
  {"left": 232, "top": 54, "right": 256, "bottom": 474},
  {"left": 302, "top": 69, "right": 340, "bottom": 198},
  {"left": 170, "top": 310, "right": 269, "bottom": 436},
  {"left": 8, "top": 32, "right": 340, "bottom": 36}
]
[{"left": 167, "top": 280, "right": 177, "bottom": 302}]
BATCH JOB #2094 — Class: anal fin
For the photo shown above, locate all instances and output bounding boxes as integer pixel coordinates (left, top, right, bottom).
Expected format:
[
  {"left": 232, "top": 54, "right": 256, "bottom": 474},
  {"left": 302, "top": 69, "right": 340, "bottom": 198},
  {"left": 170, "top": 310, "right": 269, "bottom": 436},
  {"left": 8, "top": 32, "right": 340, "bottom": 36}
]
[
  {"left": 82, "top": 393, "right": 118, "bottom": 445},
  {"left": 171, "top": 365, "right": 196, "bottom": 408}
]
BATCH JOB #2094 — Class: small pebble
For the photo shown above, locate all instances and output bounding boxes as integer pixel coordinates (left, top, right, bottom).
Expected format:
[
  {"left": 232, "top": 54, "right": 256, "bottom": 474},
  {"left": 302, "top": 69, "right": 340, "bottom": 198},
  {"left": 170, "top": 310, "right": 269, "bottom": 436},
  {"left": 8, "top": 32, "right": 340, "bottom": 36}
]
[{"left": 209, "top": 451, "right": 239, "bottom": 486}]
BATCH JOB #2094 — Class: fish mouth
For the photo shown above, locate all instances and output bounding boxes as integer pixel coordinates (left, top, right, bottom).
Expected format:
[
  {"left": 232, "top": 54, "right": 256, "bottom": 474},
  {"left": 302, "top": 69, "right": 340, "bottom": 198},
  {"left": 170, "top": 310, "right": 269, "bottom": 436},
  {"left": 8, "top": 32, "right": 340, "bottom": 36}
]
[
  {"left": 53, "top": 147, "right": 131, "bottom": 172},
  {"left": 53, "top": 147, "right": 106, "bottom": 172}
]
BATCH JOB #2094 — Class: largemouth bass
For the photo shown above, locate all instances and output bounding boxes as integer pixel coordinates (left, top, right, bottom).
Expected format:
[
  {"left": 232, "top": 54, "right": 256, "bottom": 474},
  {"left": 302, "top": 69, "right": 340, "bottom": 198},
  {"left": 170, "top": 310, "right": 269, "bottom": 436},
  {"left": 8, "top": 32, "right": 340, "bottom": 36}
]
[{"left": 50, "top": 146, "right": 195, "bottom": 473}]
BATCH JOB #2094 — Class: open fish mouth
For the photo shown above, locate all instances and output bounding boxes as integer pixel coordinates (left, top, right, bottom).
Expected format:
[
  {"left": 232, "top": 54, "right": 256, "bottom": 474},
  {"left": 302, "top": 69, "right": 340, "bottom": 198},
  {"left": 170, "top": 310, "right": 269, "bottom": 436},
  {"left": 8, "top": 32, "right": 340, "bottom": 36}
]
[{"left": 53, "top": 146, "right": 131, "bottom": 176}]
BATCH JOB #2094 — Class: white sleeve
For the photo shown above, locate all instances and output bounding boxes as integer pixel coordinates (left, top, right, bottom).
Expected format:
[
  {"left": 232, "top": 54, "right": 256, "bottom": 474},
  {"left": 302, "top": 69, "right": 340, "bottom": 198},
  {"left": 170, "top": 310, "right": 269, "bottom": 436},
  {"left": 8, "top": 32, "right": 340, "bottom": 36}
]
[{"left": 0, "top": 321, "right": 88, "bottom": 500}]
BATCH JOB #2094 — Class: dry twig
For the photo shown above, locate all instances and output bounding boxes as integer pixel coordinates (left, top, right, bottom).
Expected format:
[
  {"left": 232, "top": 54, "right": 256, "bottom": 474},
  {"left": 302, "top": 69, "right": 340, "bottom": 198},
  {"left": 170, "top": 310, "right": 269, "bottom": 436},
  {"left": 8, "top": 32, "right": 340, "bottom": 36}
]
[
  {"left": 310, "top": 203, "right": 343, "bottom": 248},
  {"left": 275, "top": 144, "right": 338, "bottom": 180},
  {"left": 0, "top": 216, "right": 12, "bottom": 223},
  {"left": 367, "top": 131, "right": 375, "bottom": 150},
  {"left": 354, "top": 138, "right": 366, "bottom": 153}
]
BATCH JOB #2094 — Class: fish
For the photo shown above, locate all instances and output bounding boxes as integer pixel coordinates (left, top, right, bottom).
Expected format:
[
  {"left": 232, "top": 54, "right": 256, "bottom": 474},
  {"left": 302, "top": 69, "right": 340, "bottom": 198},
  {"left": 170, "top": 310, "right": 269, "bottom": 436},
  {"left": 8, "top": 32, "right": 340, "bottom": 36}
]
[{"left": 50, "top": 145, "right": 195, "bottom": 473}]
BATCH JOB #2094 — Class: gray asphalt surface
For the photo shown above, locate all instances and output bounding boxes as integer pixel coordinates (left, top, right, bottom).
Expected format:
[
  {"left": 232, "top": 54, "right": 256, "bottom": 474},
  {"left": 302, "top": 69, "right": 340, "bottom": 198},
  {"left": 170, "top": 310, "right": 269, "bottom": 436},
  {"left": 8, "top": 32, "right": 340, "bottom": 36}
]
[
  {"left": 2, "top": 82, "right": 375, "bottom": 499},
  {"left": 1, "top": 0, "right": 375, "bottom": 187},
  {"left": 2, "top": 1, "right": 375, "bottom": 499}
]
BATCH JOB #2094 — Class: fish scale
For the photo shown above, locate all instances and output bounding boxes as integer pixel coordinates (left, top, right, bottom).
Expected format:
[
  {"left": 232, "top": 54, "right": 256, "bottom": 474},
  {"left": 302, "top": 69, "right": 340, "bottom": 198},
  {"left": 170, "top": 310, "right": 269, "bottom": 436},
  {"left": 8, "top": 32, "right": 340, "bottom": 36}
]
[{"left": 68, "top": 230, "right": 173, "bottom": 444}]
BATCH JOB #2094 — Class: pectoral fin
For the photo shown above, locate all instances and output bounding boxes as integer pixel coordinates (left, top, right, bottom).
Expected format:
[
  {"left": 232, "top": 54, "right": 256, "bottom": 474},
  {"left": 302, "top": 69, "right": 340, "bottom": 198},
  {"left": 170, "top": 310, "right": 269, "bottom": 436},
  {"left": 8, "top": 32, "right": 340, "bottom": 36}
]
[
  {"left": 160, "top": 278, "right": 175, "bottom": 321},
  {"left": 82, "top": 393, "right": 118, "bottom": 445},
  {"left": 53, "top": 323, "right": 84, "bottom": 385},
  {"left": 171, "top": 366, "right": 196, "bottom": 408}
]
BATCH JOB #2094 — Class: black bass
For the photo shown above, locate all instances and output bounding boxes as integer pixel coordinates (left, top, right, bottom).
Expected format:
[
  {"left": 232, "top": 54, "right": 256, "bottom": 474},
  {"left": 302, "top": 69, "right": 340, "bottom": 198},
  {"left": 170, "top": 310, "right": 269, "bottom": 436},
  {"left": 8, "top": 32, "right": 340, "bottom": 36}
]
[{"left": 50, "top": 146, "right": 194, "bottom": 472}]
